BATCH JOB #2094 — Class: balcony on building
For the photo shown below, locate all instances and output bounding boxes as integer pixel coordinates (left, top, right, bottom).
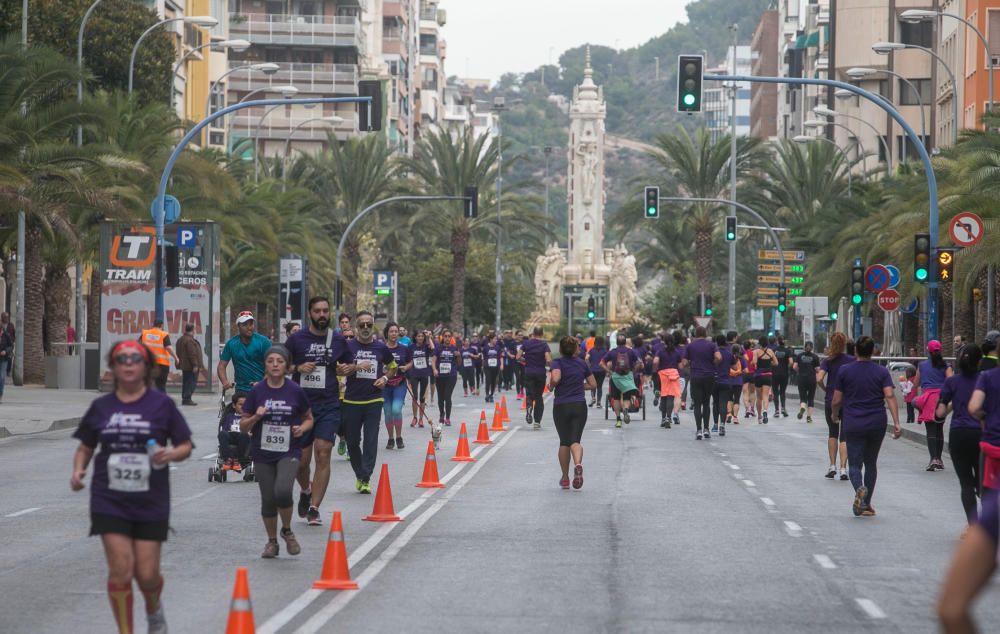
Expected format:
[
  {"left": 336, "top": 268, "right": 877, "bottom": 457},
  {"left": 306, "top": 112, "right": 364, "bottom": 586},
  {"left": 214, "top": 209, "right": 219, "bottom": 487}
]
[
  {"left": 442, "top": 103, "right": 467, "bottom": 121},
  {"left": 229, "top": 13, "right": 365, "bottom": 50},
  {"left": 383, "top": 16, "right": 405, "bottom": 56},
  {"left": 230, "top": 111, "right": 357, "bottom": 143},
  {"left": 226, "top": 61, "right": 359, "bottom": 95},
  {"left": 383, "top": 1, "right": 405, "bottom": 18}
]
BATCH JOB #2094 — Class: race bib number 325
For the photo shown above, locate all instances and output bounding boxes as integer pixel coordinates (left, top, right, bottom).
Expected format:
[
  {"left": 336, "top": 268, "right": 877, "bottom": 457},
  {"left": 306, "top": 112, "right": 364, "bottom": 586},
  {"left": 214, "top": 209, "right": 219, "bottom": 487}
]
[{"left": 107, "top": 453, "right": 151, "bottom": 493}]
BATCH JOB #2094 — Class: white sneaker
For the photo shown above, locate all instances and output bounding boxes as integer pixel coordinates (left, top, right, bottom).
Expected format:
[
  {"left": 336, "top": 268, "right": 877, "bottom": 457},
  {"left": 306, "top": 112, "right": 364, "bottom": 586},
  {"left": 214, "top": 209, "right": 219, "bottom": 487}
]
[{"left": 148, "top": 603, "right": 168, "bottom": 634}]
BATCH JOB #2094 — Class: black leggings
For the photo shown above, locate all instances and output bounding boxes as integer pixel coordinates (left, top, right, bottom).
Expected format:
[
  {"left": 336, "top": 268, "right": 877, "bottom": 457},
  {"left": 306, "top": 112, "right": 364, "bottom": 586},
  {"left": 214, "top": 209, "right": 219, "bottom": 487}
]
[
  {"left": 949, "top": 427, "right": 981, "bottom": 523},
  {"left": 256, "top": 456, "right": 299, "bottom": 518},
  {"left": 502, "top": 361, "right": 514, "bottom": 390},
  {"left": 713, "top": 383, "right": 734, "bottom": 424},
  {"left": 436, "top": 374, "right": 457, "bottom": 419},
  {"left": 524, "top": 373, "right": 546, "bottom": 423},
  {"left": 474, "top": 365, "right": 482, "bottom": 389},
  {"left": 591, "top": 370, "right": 605, "bottom": 403},
  {"left": 514, "top": 364, "right": 525, "bottom": 394},
  {"left": 925, "top": 421, "right": 945, "bottom": 461},
  {"left": 485, "top": 367, "right": 499, "bottom": 398},
  {"left": 409, "top": 376, "right": 429, "bottom": 410},
  {"left": 460, "top": 367, "right": 476, "bottom": 391},
  {"left": 772, "top": 373, "right": 788, "bottom": 411},
  {"left": 798, "top": 378, "right": 816, "bottom": 408},
  {"left": 690, "top": 377, "right": 714, "bottom": 430},
  {"left": 553, "top": 402, "right": 587, "bottom": 446}
]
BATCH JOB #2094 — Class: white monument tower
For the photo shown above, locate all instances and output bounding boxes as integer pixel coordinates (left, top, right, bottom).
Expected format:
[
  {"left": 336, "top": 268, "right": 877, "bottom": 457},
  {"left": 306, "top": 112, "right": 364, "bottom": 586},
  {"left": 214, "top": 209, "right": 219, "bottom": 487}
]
[{"left": 530, "top": 47, "right": 637, "bottom": 326}]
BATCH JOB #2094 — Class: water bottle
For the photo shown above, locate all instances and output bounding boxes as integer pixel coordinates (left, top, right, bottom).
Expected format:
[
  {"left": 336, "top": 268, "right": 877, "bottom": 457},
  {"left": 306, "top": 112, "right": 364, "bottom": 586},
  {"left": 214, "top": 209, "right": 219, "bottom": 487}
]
[{"left": 147, "top": 438, "right": 167, "bottom": 470}]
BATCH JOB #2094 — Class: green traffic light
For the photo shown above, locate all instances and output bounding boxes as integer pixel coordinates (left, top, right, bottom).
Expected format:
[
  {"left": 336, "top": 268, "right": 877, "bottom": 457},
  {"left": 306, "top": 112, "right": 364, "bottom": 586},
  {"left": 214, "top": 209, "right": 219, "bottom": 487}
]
[
  {"left": 915, "top": 268, "right": 929, "bottom": 281},
  {"left": 705, "top": 308, "right": 713, "bottom": 316},
  {"left": 830, "top": 312, "right": 838, "bottom": 320},
  {"left": 778, "top": 304, "right": 786, "bottom": 313},
  {"left": 647, "top": 207, "right": 656, "bottom": 215},
  {"left": 852, "top": 293, "right": 863, "bottom": 305},
  {"left": 683, "top": 93, "right": 696, "bottom": 106},
  {"left": 726, "top": 232, "right": 735, "bottom": 240},
  {"left": 587, "top": 311, "right": 596, "bottom": 320}
]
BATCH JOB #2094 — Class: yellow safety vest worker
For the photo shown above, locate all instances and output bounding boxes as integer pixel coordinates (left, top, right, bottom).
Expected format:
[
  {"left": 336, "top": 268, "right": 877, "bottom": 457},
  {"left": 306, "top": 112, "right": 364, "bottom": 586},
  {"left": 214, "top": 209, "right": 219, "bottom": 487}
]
[{"left": 140, "top": 328, "right": 172, "bottom": 367}]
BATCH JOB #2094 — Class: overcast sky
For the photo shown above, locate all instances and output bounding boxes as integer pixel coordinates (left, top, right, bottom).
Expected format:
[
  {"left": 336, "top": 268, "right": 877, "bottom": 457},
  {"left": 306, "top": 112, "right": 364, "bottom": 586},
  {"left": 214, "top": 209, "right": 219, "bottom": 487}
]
[{"left": 443, "top": 0, "right": 691, "bottom": 82}]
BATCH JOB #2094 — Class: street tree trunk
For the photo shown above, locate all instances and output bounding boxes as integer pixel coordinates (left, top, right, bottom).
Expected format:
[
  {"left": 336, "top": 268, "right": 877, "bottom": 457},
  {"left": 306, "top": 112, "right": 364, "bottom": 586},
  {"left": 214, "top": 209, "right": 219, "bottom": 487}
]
[
  {"left": 23, "top": 226, "right": 45, "bottom": 384},
  {"left": 344, "top": 240, "right": 359, "bottom": 317},
  {"left": 449, "top": 222, "right": 470, "bottom": 330},
  {"left": 694, "top": 228, "right": 712, "bottom": 297},
  {"left": 44, "top": 264, "right": 70, "bottom": 357}
]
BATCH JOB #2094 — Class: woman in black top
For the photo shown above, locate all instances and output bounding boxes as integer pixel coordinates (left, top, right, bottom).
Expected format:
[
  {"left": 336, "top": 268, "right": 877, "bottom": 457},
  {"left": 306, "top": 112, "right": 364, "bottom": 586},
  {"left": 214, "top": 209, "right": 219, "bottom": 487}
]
[
  {"left": 792, "top": 342, "right": 818, "bottom": 423},
  {"left": 772, "top": 336, "right": 793, "bottom": 418}
]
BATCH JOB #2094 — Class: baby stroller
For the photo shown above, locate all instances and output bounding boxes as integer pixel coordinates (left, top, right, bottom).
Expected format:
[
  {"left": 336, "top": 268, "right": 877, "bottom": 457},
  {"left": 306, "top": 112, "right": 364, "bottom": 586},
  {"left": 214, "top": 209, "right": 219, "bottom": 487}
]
[{"left": 209, "top": 389, "right": 255, "bottom": 483}]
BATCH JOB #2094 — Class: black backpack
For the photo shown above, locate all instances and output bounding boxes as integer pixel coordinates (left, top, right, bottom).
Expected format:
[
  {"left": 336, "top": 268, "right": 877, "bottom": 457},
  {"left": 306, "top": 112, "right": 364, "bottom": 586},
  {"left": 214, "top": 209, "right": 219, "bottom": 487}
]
[{"left": 615, "top": 349, "right": 631, "bottom": 375}]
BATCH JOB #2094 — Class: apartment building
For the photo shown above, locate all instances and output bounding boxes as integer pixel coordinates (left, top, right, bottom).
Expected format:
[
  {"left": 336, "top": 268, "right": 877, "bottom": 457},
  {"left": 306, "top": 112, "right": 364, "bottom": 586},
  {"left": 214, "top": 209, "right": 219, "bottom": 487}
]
[
  {"left": 962, "top": 0, "right": 1000, "bottom": 130},
  {"left": 415, "top": 0, "right": 447, "bottom": 142},
  {"left": 751, "top": 9, "right": 779, "bottom": 139},
  {"left": 704, "top": 46, "right": 752, "bottom": 142},
  {"left": 382, "top": 0, "right": 417, "bottom": 152},
  {"left": 935, "top": 0, "right": 966, "bottom": 147},
  {"left": 776, "top": 0, "right": 805, "bottom": 140},
  {"left": 831, "top": 1, "right": 935, "bottom": 170}
]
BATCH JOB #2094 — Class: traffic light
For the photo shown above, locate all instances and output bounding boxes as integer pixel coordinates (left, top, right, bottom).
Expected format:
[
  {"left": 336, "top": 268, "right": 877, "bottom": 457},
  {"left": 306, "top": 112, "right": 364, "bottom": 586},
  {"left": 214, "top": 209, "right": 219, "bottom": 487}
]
[
  {"left": 357, "top": 80, "right": 383, "bottom": 131},
  {"left": 937, "top": 247, "right": 954, "bottom": 282},
  {"left": 704, "top": 295, "right": 713, "bottom": 317},
  {"left": 644, "top": 186, "right": 659, "bottom": 218},
  {"left": 777, "top": 285, "right": 787, "bottom": 313},
  {"left": 974, "top": 288, "right": 984, "bottom": 302},
  {"left": 463, "top": 186, "right": 478, "bottom": 218},
  {"left": 586, "top": 296, "right": 596, "bottom": 320},
  {"left": 676, "top": 55, "right": 704, "bottom": 113},
  {"left": 851, "top": 265, "right": 864, "bottom": 305},
  {"left": 725, "top": 216, "right": 737, "bottom": 242},
  {"left": 914, "top": 233, "right": 930, "bottom": 282},
  {"left": 830, "top": 311, "right": 839, "bottom": 320}
]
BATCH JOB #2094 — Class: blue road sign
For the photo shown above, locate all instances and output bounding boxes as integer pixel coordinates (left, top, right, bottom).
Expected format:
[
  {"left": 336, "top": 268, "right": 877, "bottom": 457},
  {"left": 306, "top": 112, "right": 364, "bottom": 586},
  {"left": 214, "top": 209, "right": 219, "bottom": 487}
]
[
  {"left": 886, "top": 265, "right": 900, "bottom": 289},
  {"left": 373, "top": 270, "right": 393, "bottom": 294},
  {"left": 865, "top": 264, "right": 891, "bottom": 292},
  {"left": 150, "top": 195, "right": 181, "bottom": 224},
  {"left": 902, "top": 298, "right": 919, "bottom": 314},
  {"left": 177, "top": 226, "right": 197, "bottom": 248}
]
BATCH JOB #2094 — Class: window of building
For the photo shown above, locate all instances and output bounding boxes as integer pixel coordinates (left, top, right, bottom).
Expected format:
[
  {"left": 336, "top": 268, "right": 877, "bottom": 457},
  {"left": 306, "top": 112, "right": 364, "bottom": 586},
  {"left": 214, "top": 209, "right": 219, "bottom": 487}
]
[
  {"left": 897, "top": 135, "right": 930, "bottom": 159},
  {"left": 899, "top": 79, "right": 932, "bottom": 106},
  {"left": 899, "top": 19, "right": 933, "bottom": 47},
  {"left": 989, "top": 10, "right": 1000, "bottom": 61},
  {"left": 422, "top": 67, "right": 437, "bottom": 90},
  {"left": 420, "top": 34, "right": 437, "bottom": 56},
  {"left": 209, "top": 132, "right": 225, "bottom": 146},
  {"left": 266, "top": 1, "right": 284, "bottom": 15},
  {"left": 298, "top": 1, "right": 318, "bottom": 15}
]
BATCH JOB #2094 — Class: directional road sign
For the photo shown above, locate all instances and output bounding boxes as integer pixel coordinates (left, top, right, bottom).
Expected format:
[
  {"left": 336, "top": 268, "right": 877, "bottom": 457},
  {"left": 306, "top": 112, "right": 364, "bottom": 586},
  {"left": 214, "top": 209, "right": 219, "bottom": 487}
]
[
  {"left": 864, "top": 264, "right": 891, "bottom": 292},
  {"left": 758, "top": 250, "right": 805, "bottom": 261},
  {"left": 877, "top": 289, "right": 900, "bottom": 312},
  {"left": 902, "top": 298, "right": 919, "bottom": 314},
  {"left": 886, "top": 265, "right": 900, "bottom": 289},
  {"left": 757, "top": 264, "right": 806, "bottom": 273},
  {"left": 950, "top": 212, "right": 984, "bottom": 247}
]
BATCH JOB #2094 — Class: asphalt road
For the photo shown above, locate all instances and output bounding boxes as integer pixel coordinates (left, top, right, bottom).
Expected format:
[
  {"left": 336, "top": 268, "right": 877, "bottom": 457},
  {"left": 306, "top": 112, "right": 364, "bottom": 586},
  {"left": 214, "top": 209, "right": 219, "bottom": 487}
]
[{"left": 1, "top": 386, "right": 996, "bottom": 633}]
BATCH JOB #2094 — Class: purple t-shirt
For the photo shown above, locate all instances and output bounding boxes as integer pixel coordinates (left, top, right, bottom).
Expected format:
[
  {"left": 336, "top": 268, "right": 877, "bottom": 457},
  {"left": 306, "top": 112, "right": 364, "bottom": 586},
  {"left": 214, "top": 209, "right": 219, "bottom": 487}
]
[
  {"left": 684, "top": 339, "right": 719, "bottom": 380},
  {"left": 587, "top": 347, "right": 607, "bottom": 372},
  {"left": 434, "top": 344, "right": 460, "bottom": 377},
  {"left": 521, "top": 338, "right": 550, "bottom": 376},
  {"left": 603, "top": 346, "right": 640, "bottom": 374},
  {"left": 716, "top": 347, "right": 740, "bottom": 385},
  {"left": 284, "top": 328, "right": 348, "bottom": 405},
  {"left": 74, "top": 390, "right": 192, "bottom": 522},
  {"left": 832, "top": 360, "right": 893, "bottom": 432},
  {"left": 407, "top": 344, "right": 433, "bottom": 378},
  {"left": 460, "top": 346, "right": 476, "bottom": 371},
  {"left": 483, "top": 343, "right": 504, "bottom": 370},
  {"left": 918, "top": 359, "right": 949, "bottom": 389},
  {"left": 552, "top": 357, "right": 593, "bottom": 405},
  {"left": 940, "top": 374, "right": 980, "bottom": 430},
  {"left": 655, "top": 347, "right": 682, "bottom": 371},
  {"left": 820, "top": 354, "right": 856, "bottom": 405},
  {"left": 470, "top": 345, "right": 482, "bottom": 367},
  {"left": 977, "top": 488, "right": 999, "bottom": 544},
  {"left": 243, "top": 379, "right": 310, "bottom": 463},
  {"left": 340, "top": 339, "right": 396, "bottom": 402},
  {"left": 219, "top": 408, "right": 242, "bottom": 434},
  {"left": 975, "top": 369, "right": 1000, "bottom": 445}
]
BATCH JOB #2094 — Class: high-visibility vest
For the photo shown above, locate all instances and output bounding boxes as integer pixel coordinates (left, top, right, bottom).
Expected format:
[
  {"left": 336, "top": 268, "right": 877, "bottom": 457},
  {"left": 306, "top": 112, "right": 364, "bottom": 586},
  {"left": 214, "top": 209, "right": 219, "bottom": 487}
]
[
  {"left": 140, "top": 328, "right": 172, "bottom": 366},
  {"left": 585, "top": 337, "right": 595, "bottom": 353}
]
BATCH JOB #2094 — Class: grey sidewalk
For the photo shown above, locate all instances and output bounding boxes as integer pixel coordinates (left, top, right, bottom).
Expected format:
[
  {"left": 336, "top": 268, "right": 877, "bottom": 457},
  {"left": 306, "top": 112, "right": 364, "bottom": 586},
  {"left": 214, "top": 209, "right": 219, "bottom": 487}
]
[{"left": 0, "top": 386, "right": 98, "bottom": 438}]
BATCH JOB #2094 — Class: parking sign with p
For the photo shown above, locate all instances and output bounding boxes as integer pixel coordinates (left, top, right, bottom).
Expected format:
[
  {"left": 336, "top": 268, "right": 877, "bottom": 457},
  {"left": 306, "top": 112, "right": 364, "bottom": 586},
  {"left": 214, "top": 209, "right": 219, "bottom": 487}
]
[{"left": 177, "top": 226, "right": 197, "bottom": 248}]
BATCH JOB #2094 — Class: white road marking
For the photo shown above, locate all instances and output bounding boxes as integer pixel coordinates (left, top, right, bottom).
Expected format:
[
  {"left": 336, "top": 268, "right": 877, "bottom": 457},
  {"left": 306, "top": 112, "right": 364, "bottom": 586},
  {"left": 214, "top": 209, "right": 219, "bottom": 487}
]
[
  {"left": 5, "top": 507, "right": 41, "bottom": 518},
  {"left": 742, "top": 479, "right": 756, "bottom": 487},
  {"left": 719, "top": 453, "right": 727, "bottom": 457},
  {"left": 200, "top": 452, "right": 218, "bottom": 460},
  {"left": 855, "top": 598, "right": 887, "bottom": 619},
  {"left": 813, "top": 554, "right": 837, "bottom": 569},
  {"left": 258, "top": 430, "right": 514, "bottom": 634},
  {"left": 784, "top": 520, "right": 802, "bottom": 535},
  {"left": 728, "top": 464, "right": 740, "bottom": 470},
  {"left": 783, "top": 432, "right": 808, "bottom": 439},
  {"left": 292, "top": 428, "right": 521, "bottom": 634},
  {"left": 760, "top": 497, "right": 775, "bottom": 507},
  {"left": 175, "top": 488, "right": 215, "bottom": 506}
]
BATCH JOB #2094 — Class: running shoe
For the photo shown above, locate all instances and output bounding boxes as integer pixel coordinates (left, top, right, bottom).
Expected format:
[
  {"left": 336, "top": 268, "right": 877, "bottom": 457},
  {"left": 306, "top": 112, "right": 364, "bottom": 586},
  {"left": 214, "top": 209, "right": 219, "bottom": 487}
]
[
  {"left": 839, "top": 470, "right": 848, "bottom": 481},
  {"left": 935, "top": 459, "right": 946, "bottom": 470},
  {"left": 926, "top": 461, "right": 936, "bottom": 472},
  {"left": 615, "top": 418, "right": 623, "bottom": 429},
  {"left": 703, "top": 429, "right": 711, "bottom": 439},
  {"left": 337, "top": 438, "right": 347, "bottom": 456},
  {"left": 262, "top": 540, "right": 279, "bottom": 559},
  {"left": 297, "top": 491, "right": 311, "bottom": 518},
  {"left": 589, "top": 399, "right": 596, "bottom": 407},
  {"left": 464, "top": 389, "right": 469, "bottom": 397},
  {"left": 444, "top": 418, "right": 452, "bottom": 427},
  {"left": 825, "top": 467, "right": 836, "bottom": 479},
  {"left": 663, "top": 417, "right": 672, "bottom": 429},
  {"left": 355, "top": 479, "right": 364, "bottom": 492},
  {"left": 762, "top": 412, "right": 768, "bottom": 425},
  {"left": 653, "top": 394, "right": 660, "bottom": 407},
  {"left": 711, "top": 424, "right": 719, "bottom": 433},
  {"left": 719, "top": 425, "right": 726, "bottom": 437},
  {"left": 861, "top": 505, "right": 876, "bottom": 517},
  {"left": 696, "top": 431, "right": 703, "bottom": 440},
  {"left": 745, "top": 409, "right": 752, "bottom": 418},
  {"left": 623, "top": 411, "right": 631, "bottom": 425},
  {"left": 797, "top": 407, "right": 805, "bottom": 420},
  {"left": 281, "top": 528, "right": 301, "bottom": 555},
  {"left": 525, "top": 410, "right": 532, "bottom": 425},
  {"left": 681, "top": 402, "right": 687, "bottom": 411},
  {"left": 673, "top": 414, "right": 680, "bottom": 426},
  {"left": 147, "top": 605, "right": 167, "bottom": 634},
  {"left": 852, "top": 486, "right": 868, "bottom": 517},
  {"left": 359, "top": 481, "right": 372, "bottom": 494},
  {"left": 660, "top": 416, "right": 668, "bottom": 428},
  {"left": 307, "top": 506, "right": 321, "bottom": 526},
  {"left": 572, "top": 464, "right": 584, "bottom": 490},
  {"left": 781, "top": 410, "right": 788, "bottom": 418},
  {"left": 516, "top": 393, "right": 523, "bottom": 400},
  {"left": 806, "top": 416, "right": 813, "bottom": 424},
  {"left": 386, "top": 437, "right": 396, "bottom": 450},
  {"left": 533, "top": 421, "right": 541, "bottom": 430},
  {"left": 560, "top": 477, "right": 570, "bottom": 490},
  {"left": 410, "top": 417, "right": 418, "bottom": 428},
  {"left": 395, "top": 437, "right": 404, "bottom": 449},
  {"left": 418, "top": 420, "right": 425, "bottom": 428}
]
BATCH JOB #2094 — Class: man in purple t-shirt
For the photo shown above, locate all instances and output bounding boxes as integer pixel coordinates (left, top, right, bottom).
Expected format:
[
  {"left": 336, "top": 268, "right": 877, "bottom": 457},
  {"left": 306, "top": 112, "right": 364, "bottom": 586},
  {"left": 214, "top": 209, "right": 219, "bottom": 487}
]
[
  {"left": 682, "top": 326, "right": 720, "bottom": 439},
  {"left": 831, "top": 336, "right": 900, "bottom": 517},
  {"left": 517, "top": 327, "right": 552, "bottom": 429}
]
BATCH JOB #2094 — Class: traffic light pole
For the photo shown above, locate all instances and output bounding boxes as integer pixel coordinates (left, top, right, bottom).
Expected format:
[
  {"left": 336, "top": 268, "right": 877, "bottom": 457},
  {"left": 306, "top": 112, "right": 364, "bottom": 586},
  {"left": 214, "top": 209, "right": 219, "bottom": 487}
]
[
  {"left": 704, "top": 73, "right": 940, "bottom": 343},
  {"left": 728, "top": 24, "right": 738, "bottom": 334}
]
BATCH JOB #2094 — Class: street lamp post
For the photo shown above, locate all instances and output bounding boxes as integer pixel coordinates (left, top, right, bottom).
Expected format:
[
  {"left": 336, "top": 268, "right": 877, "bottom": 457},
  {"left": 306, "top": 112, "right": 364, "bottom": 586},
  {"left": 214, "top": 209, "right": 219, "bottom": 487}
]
[
  {"left": 815, "top": 104, "right": 893, "bottom": 172},
  {"left": 129, "top": 15, "right": 218, "bottom": 94},
  {"left": 170, "top": 39, "right": 250, "bottom": 110},
  {"left": 847, "top": 67, "right": 927, "bottom": 158},
  {"left": 804, "top": 119, "right": 869, "bottom": 181},
  {"left": 254, "top": 100, "right": 296, "bottom": 183},
  {"left": 491, "top": 97, "right": 506, "bottom": 333},
  {"left": 227, "top": 85, "right": 298, "bottom": 153},
  {"left": 728, "top": 23, "right": 739, "bottom": 332},
  {"left": 282, "top": 115, "right": 343, "bottom": 190},
  {"left": 872, "top": 42, "right": 960, "bottom": 146},
  {"left": 793, "top": 135, "right": 853, "bottom": 195}
]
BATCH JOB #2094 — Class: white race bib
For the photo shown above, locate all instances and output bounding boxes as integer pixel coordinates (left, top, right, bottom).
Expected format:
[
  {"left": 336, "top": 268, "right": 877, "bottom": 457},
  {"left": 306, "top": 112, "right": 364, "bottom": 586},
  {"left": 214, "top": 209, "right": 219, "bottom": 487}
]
[
  {"left": 356, "top": 360, "right": 377, "bottom": 380},
  {"left": 413, "top": 356, "right": 427, "bottom": 370},
  {"left": 463, "top": 358, "right": 472, "bottom": 367},
  {"left": 488, "top": 358, "right": 498, "bottom": 367},
  {"left": 300, "top": 366, "right": 326, "bottom": 389},
  {"left": 261, "top": 424, "right": 290, "bottom": 452},
  {"left": 107, "top": 453, "right": 151, "bottom": 493},
  {"left": 439, "top": 362, "right": 452, "bottom": 374}
]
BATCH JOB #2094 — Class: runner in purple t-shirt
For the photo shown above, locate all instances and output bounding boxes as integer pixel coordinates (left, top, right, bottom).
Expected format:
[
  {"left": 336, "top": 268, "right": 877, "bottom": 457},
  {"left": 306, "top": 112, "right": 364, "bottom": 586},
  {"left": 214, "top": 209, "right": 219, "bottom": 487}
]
[
  {"left": 71, "top": 340, "right": 193, "bottom": 634},
  {"left": 601, "top": 334, "right": 643, "bottom": 428},
  {"left": 681, "top": 327, "right": 720, "bottom": 439},
  {"left": 549, "top": 336, "right": 596, "bottom": 490},
  {"left": 517, "top": 327, "right": 552, "bottom": 429},
  {"left": 817, "top": 331, "right": 855, "bottom": 480},
  {"left": 936, "top": 345, "right": 984, "bottom": 524}
]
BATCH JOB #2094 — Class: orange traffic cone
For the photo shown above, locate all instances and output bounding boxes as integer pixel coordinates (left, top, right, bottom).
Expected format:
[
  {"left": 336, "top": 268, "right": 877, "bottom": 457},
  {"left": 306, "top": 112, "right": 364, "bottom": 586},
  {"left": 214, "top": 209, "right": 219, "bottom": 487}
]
[
  {"left": 473, "top": 420, "right": 493, "bottom": 445},
  {"left": 225, "top": 567, "right": 255, "bottom": 634},
  {"left": 520, "top": 396, "right": 527, "bottom": 410},
  {"left": 490, "top": 404, "right": 508, "bottom": 432},
  {"left": 416, "top": 441, "right": 446, "bottom": 488},
  {"left": 501, "top": 396, "right": 511, "bottom": 423},
  {"left": 450, "top": 422, "right": 476, "bottom": 462},
  {"left": 312, "top": 511, "right": 360, "bottom": 589},
  {"left": 364, "top": 464, "right": 402, "bottom": 522},
  {"left": 543, "top": 382, "right": 550, "bottom": 395}
]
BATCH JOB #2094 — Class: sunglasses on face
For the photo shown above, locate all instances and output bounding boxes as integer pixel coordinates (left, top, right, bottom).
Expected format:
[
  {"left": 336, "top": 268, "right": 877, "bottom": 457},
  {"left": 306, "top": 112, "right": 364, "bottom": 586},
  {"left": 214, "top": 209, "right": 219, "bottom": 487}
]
[
  {"left": 114, "top": 353, "right": 146, "bottom": 365},
  {"left": 358, "top": 322, "right": 374, "bottom": 329}
]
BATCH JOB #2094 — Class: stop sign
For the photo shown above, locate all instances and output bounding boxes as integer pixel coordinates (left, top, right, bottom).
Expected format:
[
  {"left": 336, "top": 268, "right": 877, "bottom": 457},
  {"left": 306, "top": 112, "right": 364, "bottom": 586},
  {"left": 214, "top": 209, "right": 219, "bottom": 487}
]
[{"left": 877, "top": 289, "right": 900, "bottom": 312}]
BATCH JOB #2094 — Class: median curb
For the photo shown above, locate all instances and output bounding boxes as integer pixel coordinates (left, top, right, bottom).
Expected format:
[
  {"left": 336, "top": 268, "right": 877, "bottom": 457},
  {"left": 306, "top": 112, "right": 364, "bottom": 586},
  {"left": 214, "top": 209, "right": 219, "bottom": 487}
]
[{"left": 0, "top": 417, "right": 81, "bottom": 439}]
